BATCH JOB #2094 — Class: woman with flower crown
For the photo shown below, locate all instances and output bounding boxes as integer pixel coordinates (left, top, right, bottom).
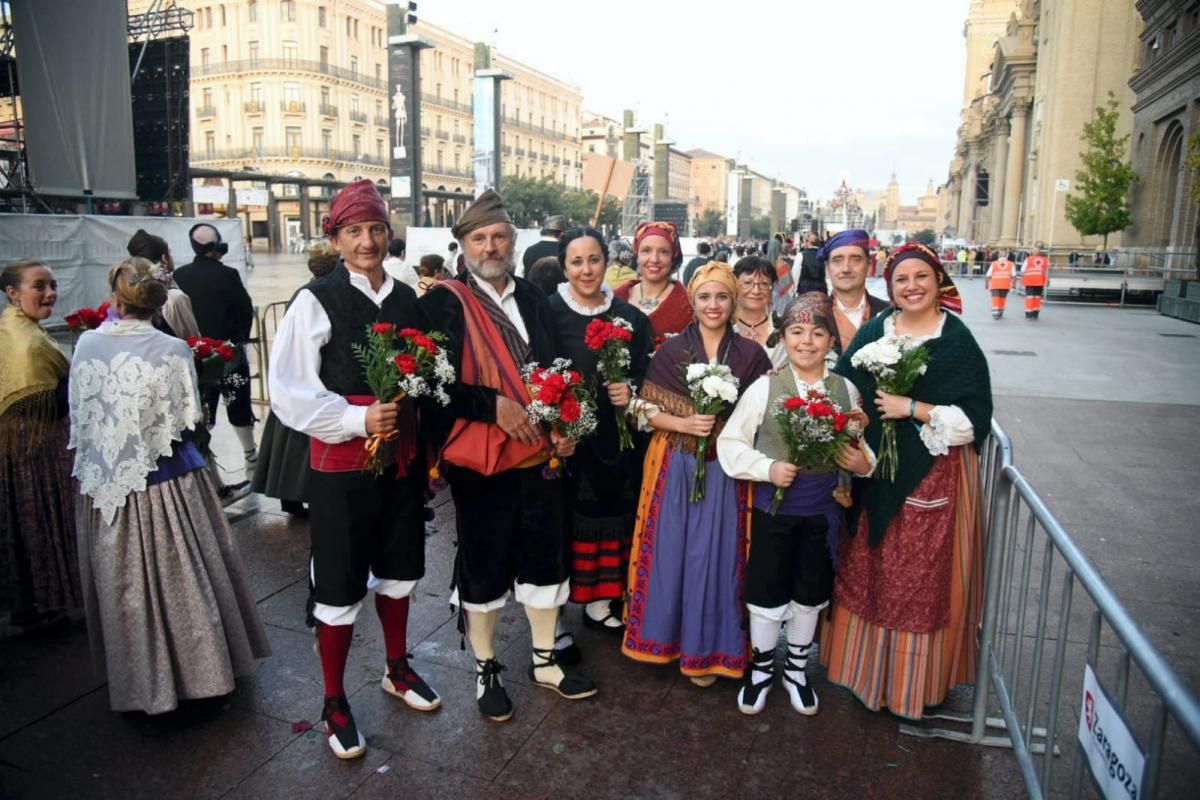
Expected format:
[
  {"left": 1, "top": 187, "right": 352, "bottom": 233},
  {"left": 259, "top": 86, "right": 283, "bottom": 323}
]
[
  {"left": 621, "top": 262, "right": 771, "bottom": 685},
  {"left": 821, "top": 243, "right": 993, "bottom": 720}
]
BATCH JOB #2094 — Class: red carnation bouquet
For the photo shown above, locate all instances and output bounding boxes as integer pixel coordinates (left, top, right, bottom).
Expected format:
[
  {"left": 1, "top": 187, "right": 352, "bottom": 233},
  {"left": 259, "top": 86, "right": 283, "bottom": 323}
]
[
  {"left": 351, "top": 322, "right": 452, "bottom": 475},
  {"left": 522, "top": 357, "right": 598, "bottom": 478},
  {"left": 766, "top": 385, "right": 862, "bottom": 515},
  {"left": 185, "top": 336, "right": 241, "bottom": 455},
  {"left": 583, "top": 316, "right": 635, "bottom": 451},
  {"left": 64, "top": 301, "right": 112, "bottom": 342}
]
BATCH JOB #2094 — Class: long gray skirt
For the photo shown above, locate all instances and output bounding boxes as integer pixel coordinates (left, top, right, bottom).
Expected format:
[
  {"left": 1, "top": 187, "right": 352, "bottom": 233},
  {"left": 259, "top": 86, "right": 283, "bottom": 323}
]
[
  {"left": 250, "top": 411, "right": 310, "bottom": 503},
  {"left": 78, "top": 467, "right": 271, "bottom": 714}
]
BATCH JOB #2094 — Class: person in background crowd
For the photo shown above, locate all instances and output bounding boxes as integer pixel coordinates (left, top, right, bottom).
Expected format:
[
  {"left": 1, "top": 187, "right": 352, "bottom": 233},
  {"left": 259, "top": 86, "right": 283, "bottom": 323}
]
[
  {"left": 548, "top": 226, "right": 653, "bottom": 649},
  {"left": 985, "top": 250, "right": 1016, "bottom": 320},
  {"left": 384, "top": 238, "right": 418, "bottom": 289},
  {"left": 173, "top": 224, "right": 258, "bottom": 476},
  {"left": 622, "top": 262, "right": 772, "bottom": 686},
  {"left": 252, "top": 243, "right": 340, "bottom": 517},
  {"left": 528, "top": 255, "right": 567, "bottom": 296},
  {"left": 0, "top": 258, "right": 79, "bottom": 631},
  {"left": 820, "top": 229, "right": 890, "bottom": 355},
  {"left": 70, "top": 257, "right": 268, "bottom": 714},
  {"left": 449, "top": 240, "right": 466, "bottom": 275},
  {"left": 126, "top": 229, "right": 201, "bottom": 340},
  {"left": 681, "top": 240, "right": 713, "bottom": 287},
  {"left": 718, "top": 292, "right": 874, "bottom": 716},
  {"left": 1022, "top": 245, "right": 1049, "bottom": 320},
  {"left": 522, "top": 214, "right": 567, "bottom": 276},
  {"left": 603, "top": 238, "right": 637, "bottom": 290},
  {"left": 732, "top": 255, "right": 785, "bottom": 367},
  {"left": 614, "top": 222, "right": 693, "bottom": 348},
  {"left": 414, "top": 253, "right": 447, "bottom": 297},
  {"left": 270, "top": 181, "right": 441, "bottom": 759},
  {"left": 792, "top": 232, "right": 825, "bottom": 296},
  {"left": 420, "top": 190, "right": 597, "bottom": 724},
  {"left": 822, "top": 243, "right": 992, "bottom": 721},
  {"left": 766, "top": 233, "right": 783, "bottom": 269}
]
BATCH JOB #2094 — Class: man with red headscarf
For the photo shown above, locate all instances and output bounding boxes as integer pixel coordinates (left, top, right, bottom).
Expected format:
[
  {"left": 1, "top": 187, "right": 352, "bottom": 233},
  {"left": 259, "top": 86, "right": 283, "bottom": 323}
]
[{"left": 269, "top": 179, "right": 439, "bottom": 760}]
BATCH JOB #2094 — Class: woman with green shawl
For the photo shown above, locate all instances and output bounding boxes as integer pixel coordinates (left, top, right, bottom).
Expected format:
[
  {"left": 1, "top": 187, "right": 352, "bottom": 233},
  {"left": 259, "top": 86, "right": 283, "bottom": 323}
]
[
  {"left": 821, "top": 243, "right": 993, "bottom": 720},
  {"left": 0, "top": 259, "right": 79, "bottom": 627}
]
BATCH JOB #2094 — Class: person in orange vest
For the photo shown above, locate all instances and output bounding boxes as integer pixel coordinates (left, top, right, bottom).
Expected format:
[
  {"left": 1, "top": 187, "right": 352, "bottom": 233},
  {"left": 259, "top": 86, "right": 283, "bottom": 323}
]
[
  {"left": 985, "top": 250, "right": 1015, "bottom": 319},
  {"left": 1021, "top": 246, "right": 1050, "bottom": 320}
]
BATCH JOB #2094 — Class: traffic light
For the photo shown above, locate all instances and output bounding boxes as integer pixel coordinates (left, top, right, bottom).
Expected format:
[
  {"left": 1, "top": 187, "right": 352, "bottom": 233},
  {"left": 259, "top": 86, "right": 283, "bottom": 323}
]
[{"left": 407, "top": 1, "right": 417, "bottom": 25}]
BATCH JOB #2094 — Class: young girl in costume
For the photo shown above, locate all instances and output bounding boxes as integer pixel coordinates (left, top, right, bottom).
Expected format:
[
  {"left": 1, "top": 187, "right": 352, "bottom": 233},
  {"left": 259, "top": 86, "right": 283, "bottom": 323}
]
[{"left": 717, "top": 292, "right": 874, "bottom": 715}]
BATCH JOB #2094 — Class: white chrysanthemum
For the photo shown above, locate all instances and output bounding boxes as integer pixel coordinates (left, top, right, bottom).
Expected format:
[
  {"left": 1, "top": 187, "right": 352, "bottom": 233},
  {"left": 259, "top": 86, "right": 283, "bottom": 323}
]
[
  {"left": 686, "top": 363, "right": 709, "bottom": 381},
  {"left": 700, "top": 375, "right": 726, "bottom": 399}
]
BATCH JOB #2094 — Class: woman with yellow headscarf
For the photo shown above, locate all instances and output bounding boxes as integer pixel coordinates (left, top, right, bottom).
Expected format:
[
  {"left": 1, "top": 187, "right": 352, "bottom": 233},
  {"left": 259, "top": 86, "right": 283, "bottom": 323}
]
[
  {"left": 0, "top": 258, "right": 80, "bottom": 628},
  {"left": 621, "top": 262, "right": 772, "bottom": 685}
]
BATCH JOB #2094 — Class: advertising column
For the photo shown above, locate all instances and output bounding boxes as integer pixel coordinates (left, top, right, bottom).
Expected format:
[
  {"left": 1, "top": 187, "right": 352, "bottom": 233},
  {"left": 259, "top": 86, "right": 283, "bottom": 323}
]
[
  {"left": 472, "top": 57, "right": 510, "bottom": 197},
  {"left": 387, "top": 2, "right": 433, "bottom": 227}
]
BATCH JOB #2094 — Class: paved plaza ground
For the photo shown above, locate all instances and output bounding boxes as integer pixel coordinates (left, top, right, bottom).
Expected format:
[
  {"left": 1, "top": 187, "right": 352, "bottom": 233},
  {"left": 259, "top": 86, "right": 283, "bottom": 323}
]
[{"left": 1, "top": 257, "right": 1197, "bottom": 799}]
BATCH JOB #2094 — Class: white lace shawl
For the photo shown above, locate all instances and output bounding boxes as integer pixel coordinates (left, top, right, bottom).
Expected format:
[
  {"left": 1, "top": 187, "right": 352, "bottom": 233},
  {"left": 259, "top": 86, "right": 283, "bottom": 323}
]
[{"left": 68, "top": 319, "right": 203, "bottom": 523}]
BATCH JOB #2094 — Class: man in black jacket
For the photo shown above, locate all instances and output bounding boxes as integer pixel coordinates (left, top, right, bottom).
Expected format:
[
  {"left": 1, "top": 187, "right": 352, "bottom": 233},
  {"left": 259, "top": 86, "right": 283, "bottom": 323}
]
[
  {"left": 520, "top": 214, "right": 566, "bottom": 276},
  {"left": 174, "top": 223, "right": 258, "bottom": 471}
]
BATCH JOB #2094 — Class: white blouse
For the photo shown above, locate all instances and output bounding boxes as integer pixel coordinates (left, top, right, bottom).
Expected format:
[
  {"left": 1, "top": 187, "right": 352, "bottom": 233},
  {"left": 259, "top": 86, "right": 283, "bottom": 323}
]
[{"left": 883, "top": 313, "right": 975, "bottom": 456}]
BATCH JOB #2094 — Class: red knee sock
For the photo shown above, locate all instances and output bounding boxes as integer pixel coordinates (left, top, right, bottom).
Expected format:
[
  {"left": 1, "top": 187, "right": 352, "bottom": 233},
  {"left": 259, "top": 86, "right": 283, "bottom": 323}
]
[
  {"left": 316, "top": 622, "right": 354, "bottom": 699},
  {"left": 375, "top": 594, "right": 411, "bottom": 663}
]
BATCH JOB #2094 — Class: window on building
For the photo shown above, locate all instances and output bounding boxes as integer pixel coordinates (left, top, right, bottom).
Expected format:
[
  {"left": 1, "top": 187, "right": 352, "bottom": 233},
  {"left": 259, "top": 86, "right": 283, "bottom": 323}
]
[
  {"left": 346, "top": 17, "right": 352, "bottom": 36},
  {"left": 248, "top": 0, "right": 257, "bottom": 22},
  {"left": 319, "top": 6, "right": 327, "bottom": 27},
  {"left": 350, "top": 55, "right": 358, "bottom": 74},
  {"left": 284, "top": 82, "right": 301, "bottom": 108},
  {"left": 375, "top": 63, "right": 382, "bottom": 82},
  {"left": 351, "top": 94, "right": 359, "bottom": 114},
  {"left": 319, "top": 46, "right": 329, "bottom": 67},
  {"left": 205, "top": 130, "right": 215, "bottom": 157},
  {"left": 320, "top": 86, "right": 330, "bottom": 105},
  {"left": 437, "top": 149, "right": 444, "bottom": 168},
  {"left": 283, "top": 41, "right": 298, "bottom": 63},
  {"left": 375, "top": 99, "right": 382, "bottom": 118},
  {"left": 376, "top": 139, "right": 384, "bottom": 159},
  {"left": 249, "top": 41, "right": 259, "bottom": 63},
  {"left": 220, "top": 4, "right": 226, "bottom": 25},
  {"left": 354, "top": 19, "right": 359, "bottom": 39},
  {"left": 436, "top": 82, "right": 442, "bottom": 98},
  {"left": 252, "top": 127, "right": 264, "bottom": 154},
  {"left": 200, "top": 47, "right": 210, "bottom": 66},
  {"left": 202, "top": 88, "right": 212, "bottom": 107},
  {"left": 286, "top": 127, "right": 302, "bottom": 152},
  {"left": 455, "top": 152, "right": 461, "bottom": 171},
  {"left": 282, "top": 1, "right": 296, "bottom": 22},
  {"left": 322, "top": 130, "right": 333, "bottom": 156},
  {"left": 250, "top": 82, "right": 263, "bottom": 105},
  {"left": 205, "top": 7, "right": 212, "bottom": 27},
  {"left": 352, "top": 134, "right": 361, "bottom": 156},
  {"left": 453, "top": 88, "right": 459, "bottom": 104},
  {"left": 221, "top": 45, "right": 228, "bottom": 62}
]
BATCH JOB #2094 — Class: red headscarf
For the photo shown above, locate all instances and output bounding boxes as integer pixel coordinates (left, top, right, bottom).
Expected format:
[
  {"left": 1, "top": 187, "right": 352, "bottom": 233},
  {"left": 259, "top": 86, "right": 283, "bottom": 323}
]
[
  {"left": 323, "top": 179, "right": 389, "bottom": 237},
  {"left": 634, "top": 220, "right": 683, "bottom": 269},
  {"left": 884, "top": 243, "right": 963, "bottom": 314}
]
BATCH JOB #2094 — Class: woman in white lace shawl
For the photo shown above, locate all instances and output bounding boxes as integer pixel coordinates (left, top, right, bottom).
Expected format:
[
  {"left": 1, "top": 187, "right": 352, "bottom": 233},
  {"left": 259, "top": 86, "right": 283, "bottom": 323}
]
[{"left": 68, "top": 258, "right": 269, "bottom": 714}]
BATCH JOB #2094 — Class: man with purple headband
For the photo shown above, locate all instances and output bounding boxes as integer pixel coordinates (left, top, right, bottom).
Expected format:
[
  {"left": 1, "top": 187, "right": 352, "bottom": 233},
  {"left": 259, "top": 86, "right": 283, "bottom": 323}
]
[{"left": 816, "top": 229, "right": 891, "bottom": 354}]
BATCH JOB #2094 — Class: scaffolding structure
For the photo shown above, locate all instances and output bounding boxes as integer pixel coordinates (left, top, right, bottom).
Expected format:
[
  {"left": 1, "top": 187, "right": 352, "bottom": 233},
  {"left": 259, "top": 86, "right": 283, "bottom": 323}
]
[{"left": 620, "top": 160, "right": 652, "bottom": 236}]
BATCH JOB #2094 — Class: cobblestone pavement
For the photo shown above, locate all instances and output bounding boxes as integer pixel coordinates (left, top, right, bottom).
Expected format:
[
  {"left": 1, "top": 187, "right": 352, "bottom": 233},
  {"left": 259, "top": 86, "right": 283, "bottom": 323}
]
[{"left": 2, "top": 267, "right": 1196, "bottom": 799}]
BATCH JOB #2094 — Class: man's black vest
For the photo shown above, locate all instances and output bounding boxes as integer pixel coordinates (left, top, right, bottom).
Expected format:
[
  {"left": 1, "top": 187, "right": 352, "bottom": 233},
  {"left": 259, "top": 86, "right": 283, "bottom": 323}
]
[{"left": 307, "top": 264, "right": 420, "bottom": 396}]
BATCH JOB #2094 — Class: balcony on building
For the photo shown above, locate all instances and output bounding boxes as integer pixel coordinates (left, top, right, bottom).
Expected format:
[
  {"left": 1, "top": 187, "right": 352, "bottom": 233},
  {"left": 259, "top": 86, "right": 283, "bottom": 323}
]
[
  {"left": 197, "top": 105, "right": 216, "bottom": 118},
  {"left": 420, "top": 126, "right": 430, "bottom": 137},
  {"left": 243, "top": 101, "right": 264, "bottom": 114},
  {"left": 319, "top": 104, "right": 338, "bottom": 118},
  {"left": 194, "top": 59, "right": 387, "bottom": 92},
  {"left": 436, "top": 131, "right": 450, "bottom": 141},
  {"left": 374, "top": 116, "right": 389, "bottom": 128},
  {"left": 350, "top": 110, "right": 368, "bottom": 124},
  {"left": 281, "top": 100, "right": 306, "bottom": 114},
  {"left": 453, "top": 133, "right": 467, "bottom": 144},
  {"left": 421, "top": 92, "right": 472, "bottom": 115}
]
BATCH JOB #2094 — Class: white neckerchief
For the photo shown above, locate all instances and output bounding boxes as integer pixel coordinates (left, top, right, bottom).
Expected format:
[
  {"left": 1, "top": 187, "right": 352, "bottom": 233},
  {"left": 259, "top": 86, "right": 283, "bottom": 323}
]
[
  {"left": 835, "top": 291, "right": 867, "bottom": 319},
  {"left": 557, "top": 281, "right": 613, "bottom": 316},
  {"left": 787, "top": 364, "right": 832, "bottom": 394}
]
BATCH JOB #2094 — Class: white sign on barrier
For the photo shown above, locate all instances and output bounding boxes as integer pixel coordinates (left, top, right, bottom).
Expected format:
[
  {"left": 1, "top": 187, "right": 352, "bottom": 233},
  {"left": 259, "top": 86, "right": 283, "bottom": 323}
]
[{"left": 1077, "top": 663, "right": 1146, "bottom": 800}]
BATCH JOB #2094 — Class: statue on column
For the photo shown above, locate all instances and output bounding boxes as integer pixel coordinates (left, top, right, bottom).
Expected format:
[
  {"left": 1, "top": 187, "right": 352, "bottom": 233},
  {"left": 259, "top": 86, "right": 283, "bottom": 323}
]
[{"left": 392, "top": 84, "right": 408, "bottom": 158}]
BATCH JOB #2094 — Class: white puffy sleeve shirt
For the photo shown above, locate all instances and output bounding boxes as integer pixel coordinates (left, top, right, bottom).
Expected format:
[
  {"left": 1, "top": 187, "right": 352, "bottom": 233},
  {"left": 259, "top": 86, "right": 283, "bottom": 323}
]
[{"left": 268, "top": 271, "right": 397, "bottom": 444}]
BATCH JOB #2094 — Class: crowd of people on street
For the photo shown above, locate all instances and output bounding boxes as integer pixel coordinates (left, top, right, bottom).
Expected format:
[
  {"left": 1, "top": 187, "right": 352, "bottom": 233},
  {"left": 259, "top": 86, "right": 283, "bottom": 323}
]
[{"left": 1, "top": 181, "right": 996, "bottom": 763}]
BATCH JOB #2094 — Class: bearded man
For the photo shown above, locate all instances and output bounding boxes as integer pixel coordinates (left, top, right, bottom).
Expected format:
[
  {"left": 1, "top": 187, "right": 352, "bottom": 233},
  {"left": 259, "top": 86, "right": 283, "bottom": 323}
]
[
  {"left": 419, "top": 190, "right": 597, "bottom": 723},
  {"left": 270, "top": 180, "right": 439, "bottom": 760}
]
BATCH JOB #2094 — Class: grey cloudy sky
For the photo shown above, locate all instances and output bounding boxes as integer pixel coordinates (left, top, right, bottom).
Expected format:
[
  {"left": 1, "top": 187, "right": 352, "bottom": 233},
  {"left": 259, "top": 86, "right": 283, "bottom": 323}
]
[{"left": 428, "top": 0, "right": 971, "bottom": 205}]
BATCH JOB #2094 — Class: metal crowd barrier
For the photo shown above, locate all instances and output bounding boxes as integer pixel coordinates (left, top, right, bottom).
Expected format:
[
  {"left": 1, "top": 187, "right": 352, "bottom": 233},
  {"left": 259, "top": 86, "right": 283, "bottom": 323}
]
[
  {"left": 251, "top": 300, "right": 290, "bottom": 405},
  {"left": 900, "top": 420, "right": 1200, "bottom": 799}
]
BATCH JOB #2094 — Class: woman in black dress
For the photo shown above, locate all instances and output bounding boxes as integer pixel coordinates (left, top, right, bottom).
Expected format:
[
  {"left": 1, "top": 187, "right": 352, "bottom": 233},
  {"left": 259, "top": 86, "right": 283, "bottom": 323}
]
[{"left": 548, "top": 227, "right": 653, "bottom": 647}]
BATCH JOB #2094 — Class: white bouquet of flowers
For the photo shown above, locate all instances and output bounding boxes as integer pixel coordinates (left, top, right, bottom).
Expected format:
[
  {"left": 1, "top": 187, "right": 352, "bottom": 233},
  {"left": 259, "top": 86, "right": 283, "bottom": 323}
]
[
  {"left": 683, "top": 361, "right": 740, "bottom": 502},
  {"left": 849, "top": 334, "right": 930, "bottom": 481}
]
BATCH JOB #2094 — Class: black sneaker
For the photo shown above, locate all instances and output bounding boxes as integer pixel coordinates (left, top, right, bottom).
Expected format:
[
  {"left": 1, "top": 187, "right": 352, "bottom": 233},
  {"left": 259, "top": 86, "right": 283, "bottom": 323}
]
[
  {"left": 321, "top": 695, "right": 366, "bottom": 759},
  {"left": 528, "top": 647, "right": 598, "bottom": 700},
  {"left": 475, "top": 658, "right": 513, "bottom": 722},
  {"left": 382, "top": 655, "right": 441, "bottom": 711},
  {"left": 218, "top": 480, "right": 252, "bottom": 507}
]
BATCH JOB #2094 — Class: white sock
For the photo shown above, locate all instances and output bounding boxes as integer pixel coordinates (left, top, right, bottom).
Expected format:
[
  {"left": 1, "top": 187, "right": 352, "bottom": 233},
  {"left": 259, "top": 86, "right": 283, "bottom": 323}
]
[
  {"left": 525, "top": 605, "right": 565, "bottom": 685},
  {"left": 785, "top": 602, "right": 821, "bottom": 686},
  {"left": 466, "top": 609, "right": 500, "bottom": 699},
  {"left": 749, "top": 611, "right": 781, "bottom": 663},
  {"left": 234, "top": 424, "right": 257, "bottom": 455}
]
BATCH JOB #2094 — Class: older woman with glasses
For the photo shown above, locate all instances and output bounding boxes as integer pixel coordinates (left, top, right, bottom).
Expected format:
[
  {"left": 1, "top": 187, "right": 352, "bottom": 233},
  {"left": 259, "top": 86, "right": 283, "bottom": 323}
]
[{"left": 732, "top": 256, "right": 786, "bottom": 368}]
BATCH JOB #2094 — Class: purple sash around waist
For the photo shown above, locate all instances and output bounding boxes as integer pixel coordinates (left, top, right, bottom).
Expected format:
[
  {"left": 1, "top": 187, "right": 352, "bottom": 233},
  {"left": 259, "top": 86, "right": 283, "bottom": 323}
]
[
  {"left": 753, "top": 471, "right": 843, "bottom": 567},
  {"left": 145, "top": 437, "right": 206, "bottom": 487}
]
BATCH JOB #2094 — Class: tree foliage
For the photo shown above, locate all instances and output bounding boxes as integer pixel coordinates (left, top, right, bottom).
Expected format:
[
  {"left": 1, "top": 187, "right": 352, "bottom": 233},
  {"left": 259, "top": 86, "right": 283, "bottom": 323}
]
[
  {"left": 495, "top": 175, "right": 621, "bottom": 231},
  {"left": 749, "top": 216, "right": 772, "bottom": 240},
  {"left": 1064, "top": 91, "right": 1139, "bottom": 250},
  {"left": 911, "top": 228, "right": 937, "bottom": 246},
  {"left": 696, "top": 208, "right": 725, "bottom": 237}
]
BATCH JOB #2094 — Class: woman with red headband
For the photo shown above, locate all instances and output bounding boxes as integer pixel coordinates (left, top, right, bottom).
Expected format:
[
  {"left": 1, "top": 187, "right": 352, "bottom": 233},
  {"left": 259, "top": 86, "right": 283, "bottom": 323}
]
[
  {"left": 821, "top": 243, "right": 993, "bottom": 721},
  {"left": 613, "top": 221, "right": 693, "bottom": 348}
]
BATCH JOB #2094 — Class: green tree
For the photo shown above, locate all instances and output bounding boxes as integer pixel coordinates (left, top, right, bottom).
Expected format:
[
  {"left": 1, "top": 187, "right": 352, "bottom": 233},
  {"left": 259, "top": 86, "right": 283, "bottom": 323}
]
[
  {"left": 492, "top": 175, "right": 622, "bottom": 232},
  {"left": 749, "top": 216, "right": 772, "bottom": 239},
  {"left": 696, "top": 208, "right": 725, "bottom": 237},
  {"left": 1064, "top": 91, "right": 1139, "bottom": 250},
  {"left": 911, "top": 228, "right": 937, "bottom": 246}
]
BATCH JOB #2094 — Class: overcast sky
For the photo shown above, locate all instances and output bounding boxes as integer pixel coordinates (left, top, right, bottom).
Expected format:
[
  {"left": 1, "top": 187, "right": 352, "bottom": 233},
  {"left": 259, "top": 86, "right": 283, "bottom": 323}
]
[{"left": 427, "top": 0, "right": 971, "bottom": 205}]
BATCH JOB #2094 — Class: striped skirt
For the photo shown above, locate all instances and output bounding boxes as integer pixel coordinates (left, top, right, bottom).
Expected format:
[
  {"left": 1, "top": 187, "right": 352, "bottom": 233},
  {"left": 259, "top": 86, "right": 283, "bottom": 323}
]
[{"left": 820, "top": 445, "right": 983, "bottom": 720}]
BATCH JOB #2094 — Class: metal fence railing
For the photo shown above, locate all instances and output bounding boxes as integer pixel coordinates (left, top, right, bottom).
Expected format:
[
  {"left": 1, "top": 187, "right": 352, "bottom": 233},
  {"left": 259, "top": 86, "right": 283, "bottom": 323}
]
[
  {"left": 900, "top": 420, "right": 1200, "bottom": 799},
  {"left": 251, "top": 301, "right": 289, "bottom": 405}
]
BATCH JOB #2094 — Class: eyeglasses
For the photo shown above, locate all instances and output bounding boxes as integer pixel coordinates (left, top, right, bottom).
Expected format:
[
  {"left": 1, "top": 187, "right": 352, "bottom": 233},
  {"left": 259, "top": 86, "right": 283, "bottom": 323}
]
[{"left": 738, "top": 279, "right": 772, "bottom": 291}]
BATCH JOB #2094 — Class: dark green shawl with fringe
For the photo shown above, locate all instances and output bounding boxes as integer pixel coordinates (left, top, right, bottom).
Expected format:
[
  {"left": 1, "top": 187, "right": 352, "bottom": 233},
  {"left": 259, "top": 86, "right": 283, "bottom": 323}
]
[{"left": 833, "top": 309, "right": 993, "bottom": 546}]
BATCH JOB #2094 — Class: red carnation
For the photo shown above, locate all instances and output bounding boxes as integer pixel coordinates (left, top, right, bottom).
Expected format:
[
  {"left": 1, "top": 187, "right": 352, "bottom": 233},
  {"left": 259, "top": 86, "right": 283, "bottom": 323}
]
[
  {"left": 412, "top": 335, "right": 437, "bottom": 354},
  {"left": 559, "top": 394, "right": 581, "bottom": 423},
  {"left": 612, "top": 326, "right": 633, "bottom": 342},
  {"left": 194, "top": 342, "right": 213, "bottom": 359},
  {"left": 216, "top": 344, "right": 236, "bottom": 361},
  {"left": 395, "top": 353, "right": 418, "bottom": 375},
  {"left": 97, "top": 301, "right": 111, "bottom": 316},
  {"left": 783, "top": 396, "right": 806, "bottom": 411},
  {"left": 78, "top": 309, "right": 101, "bottom": 329},
  {"left": 65, "top": 313, "right": 82, "bottom": 330},
  {"left": 398, "top": 327, "right": 422, "bottom": 338},
  {"left": 372, "top": 322, "right": 395, "bottom": 335},
  {"left": 807, "top": 402, "right": 835, "bottom": 418},
  {"left": 833, "top": 413, "right": 849, "bottom": 433},
  {"left": 566, "top": 370, "right": 582, "bottom": 385}
]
